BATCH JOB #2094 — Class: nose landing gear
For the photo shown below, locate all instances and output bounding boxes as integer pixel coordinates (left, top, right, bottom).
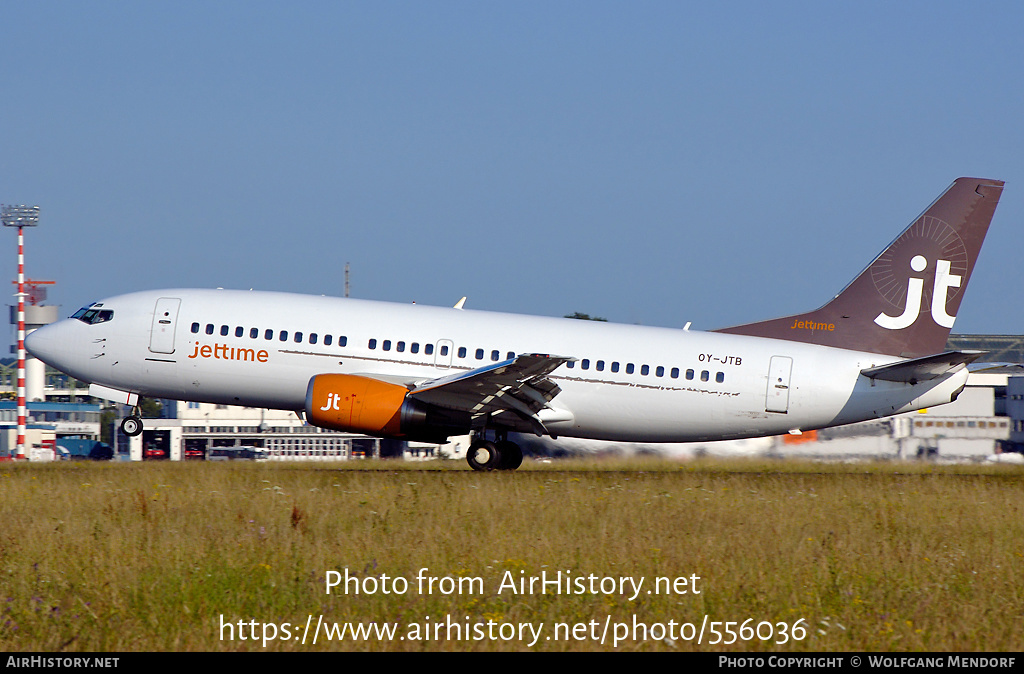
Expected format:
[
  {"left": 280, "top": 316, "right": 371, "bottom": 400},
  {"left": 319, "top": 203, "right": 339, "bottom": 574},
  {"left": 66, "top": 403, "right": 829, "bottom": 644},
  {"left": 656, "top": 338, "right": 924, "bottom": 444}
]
[{"left": 120, "top": 408, "right": 143, "bottom": 437}]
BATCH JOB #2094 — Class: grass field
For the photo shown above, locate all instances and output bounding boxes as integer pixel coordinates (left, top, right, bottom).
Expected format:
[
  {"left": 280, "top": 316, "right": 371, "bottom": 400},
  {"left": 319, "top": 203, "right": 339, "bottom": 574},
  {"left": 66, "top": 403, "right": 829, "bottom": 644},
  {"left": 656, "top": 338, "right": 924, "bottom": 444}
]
[{"left": 1, "top": 458, "right": 1022, "bottom": 651}]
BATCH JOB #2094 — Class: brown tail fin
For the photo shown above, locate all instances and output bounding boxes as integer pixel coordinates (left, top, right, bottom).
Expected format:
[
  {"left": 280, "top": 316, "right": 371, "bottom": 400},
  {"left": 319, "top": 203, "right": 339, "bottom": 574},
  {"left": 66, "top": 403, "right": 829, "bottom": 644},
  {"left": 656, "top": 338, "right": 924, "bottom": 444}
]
[{"left": 713, "top": 177, "right": 1004, "bottom": 357}]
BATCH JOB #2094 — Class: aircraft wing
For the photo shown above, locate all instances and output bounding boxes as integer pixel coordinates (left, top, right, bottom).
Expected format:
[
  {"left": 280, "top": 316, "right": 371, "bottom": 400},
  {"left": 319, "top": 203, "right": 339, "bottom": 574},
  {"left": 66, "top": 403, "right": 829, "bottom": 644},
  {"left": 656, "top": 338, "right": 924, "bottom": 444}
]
[
  {"left": 860, "top": 351, "right": 985, "bottom": 384},
  {"left": 407, "top": 353, "right": 574, "bottom": 435}
]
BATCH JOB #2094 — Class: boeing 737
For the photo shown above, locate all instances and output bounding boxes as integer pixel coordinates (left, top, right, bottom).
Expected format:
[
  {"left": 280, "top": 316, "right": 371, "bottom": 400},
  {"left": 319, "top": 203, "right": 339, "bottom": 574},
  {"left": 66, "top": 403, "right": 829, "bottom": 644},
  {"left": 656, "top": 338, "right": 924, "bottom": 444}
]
[{"left": 26, "top": 177, "right": 1004, "bottom": 470}]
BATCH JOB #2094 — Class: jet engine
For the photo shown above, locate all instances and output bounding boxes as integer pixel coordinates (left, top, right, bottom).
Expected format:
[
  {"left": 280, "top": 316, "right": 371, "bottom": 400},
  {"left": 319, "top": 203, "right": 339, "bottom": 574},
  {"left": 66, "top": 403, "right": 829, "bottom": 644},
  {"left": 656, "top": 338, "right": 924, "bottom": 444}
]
[{"left": 304, "top": 374, "right": 465, "bottom": 442}]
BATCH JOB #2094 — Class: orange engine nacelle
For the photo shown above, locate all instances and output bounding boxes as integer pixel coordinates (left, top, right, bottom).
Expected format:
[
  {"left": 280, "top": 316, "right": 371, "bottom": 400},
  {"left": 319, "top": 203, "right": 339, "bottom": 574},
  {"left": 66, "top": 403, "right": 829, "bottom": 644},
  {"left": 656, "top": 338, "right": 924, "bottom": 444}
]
[
  {"left": 305, "top": 374, "right": 462, "bottom": 441},
  {"left": 306, "top": 374, "right": 410, "bottom": 437}
]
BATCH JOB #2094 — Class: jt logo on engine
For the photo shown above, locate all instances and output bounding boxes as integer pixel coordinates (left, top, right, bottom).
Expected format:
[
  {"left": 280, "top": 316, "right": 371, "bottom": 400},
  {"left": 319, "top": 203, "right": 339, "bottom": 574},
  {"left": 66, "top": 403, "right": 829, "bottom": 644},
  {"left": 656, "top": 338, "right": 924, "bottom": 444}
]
[
  {"left": 319, "top": 392, "right": 343, "bottom": 411},
  {"left": 874, "top": 255, "right": 962, "bottom": 330}
]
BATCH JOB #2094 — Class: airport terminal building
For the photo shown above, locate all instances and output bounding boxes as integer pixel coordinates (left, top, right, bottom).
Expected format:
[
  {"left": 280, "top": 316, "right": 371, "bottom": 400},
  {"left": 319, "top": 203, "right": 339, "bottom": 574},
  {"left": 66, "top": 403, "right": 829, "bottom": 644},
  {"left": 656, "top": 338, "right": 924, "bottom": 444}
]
[{"left": 113, "top": 400, "right": 467, "bottom": 462}]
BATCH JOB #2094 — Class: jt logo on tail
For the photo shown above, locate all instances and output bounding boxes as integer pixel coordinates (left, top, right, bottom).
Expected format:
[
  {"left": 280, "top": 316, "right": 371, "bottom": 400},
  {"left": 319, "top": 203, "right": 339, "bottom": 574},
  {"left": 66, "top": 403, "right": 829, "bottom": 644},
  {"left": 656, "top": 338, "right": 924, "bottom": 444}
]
[
  {"left": 714, "top": 178, "right": 1004, "bottom": 358},
  {"left": 874, "top": 255, "right": 962, "bottom": 330}
]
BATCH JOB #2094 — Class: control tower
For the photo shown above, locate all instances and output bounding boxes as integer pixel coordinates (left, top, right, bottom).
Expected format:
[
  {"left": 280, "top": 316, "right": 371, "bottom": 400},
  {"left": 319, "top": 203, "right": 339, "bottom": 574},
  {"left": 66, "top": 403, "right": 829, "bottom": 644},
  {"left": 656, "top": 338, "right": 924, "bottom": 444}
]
[{"left": 10, "top": 280, "right": 58, "bottom": 402}]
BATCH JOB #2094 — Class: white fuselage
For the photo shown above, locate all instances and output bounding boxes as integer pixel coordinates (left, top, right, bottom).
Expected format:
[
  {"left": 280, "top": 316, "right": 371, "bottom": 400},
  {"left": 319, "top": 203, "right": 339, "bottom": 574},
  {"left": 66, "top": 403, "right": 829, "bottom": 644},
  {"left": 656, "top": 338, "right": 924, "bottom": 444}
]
[{"left": 27, "top": 289, "right": 968, "bottom": 443}]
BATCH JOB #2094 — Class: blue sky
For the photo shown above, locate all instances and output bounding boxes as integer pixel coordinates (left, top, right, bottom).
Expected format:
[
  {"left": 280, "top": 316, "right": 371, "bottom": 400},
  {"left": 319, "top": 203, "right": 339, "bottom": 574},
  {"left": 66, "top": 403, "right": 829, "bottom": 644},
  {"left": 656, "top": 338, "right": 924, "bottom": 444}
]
[{"left": 2, "top": 1, "right": 1022, "bottom": 337}]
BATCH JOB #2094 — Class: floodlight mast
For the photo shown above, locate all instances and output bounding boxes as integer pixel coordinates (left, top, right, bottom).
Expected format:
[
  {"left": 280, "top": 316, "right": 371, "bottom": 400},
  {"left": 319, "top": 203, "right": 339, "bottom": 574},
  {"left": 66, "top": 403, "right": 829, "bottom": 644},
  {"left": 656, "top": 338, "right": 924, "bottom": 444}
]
[{"left": 2, "top": 205, "right": 40, "bottom": 460}]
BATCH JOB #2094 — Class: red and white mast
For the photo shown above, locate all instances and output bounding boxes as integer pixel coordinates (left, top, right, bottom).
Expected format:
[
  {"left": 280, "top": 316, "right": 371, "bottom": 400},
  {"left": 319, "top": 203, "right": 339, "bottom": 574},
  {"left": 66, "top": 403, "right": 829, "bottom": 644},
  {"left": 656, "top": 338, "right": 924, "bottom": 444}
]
[{"left": 2, "top": 205, "right": 40, "bottom": 459}]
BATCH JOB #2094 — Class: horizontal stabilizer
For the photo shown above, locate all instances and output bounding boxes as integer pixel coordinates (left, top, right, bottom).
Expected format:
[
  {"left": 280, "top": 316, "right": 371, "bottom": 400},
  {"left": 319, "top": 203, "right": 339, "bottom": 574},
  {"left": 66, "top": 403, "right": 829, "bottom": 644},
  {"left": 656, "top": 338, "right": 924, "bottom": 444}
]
[{"left": 860, "top": 351, "right": 984, "bottom": 384}]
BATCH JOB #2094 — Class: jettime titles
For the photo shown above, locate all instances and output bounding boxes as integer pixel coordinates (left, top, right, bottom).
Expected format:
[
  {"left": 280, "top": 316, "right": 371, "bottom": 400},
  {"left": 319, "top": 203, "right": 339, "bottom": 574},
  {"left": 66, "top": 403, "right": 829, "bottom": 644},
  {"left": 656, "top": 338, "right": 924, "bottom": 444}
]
[{"left": 189, "top": 342, "right": 269, "bottom": 363}]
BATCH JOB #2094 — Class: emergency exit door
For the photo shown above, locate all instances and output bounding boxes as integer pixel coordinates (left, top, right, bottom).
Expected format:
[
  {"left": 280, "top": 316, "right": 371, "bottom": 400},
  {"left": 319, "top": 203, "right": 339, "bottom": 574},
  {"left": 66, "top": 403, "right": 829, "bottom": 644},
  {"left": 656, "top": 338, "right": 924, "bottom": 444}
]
[{"left": 766, "top": 356, "right": 793, "bottom": 413}]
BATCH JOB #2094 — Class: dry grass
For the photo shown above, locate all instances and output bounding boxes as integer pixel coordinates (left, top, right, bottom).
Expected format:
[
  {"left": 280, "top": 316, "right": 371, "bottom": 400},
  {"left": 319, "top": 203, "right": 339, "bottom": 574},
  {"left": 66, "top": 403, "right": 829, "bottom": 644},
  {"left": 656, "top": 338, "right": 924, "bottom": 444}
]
[{"left": 1, "top": 458, "right": 1022, "bottom": 651}]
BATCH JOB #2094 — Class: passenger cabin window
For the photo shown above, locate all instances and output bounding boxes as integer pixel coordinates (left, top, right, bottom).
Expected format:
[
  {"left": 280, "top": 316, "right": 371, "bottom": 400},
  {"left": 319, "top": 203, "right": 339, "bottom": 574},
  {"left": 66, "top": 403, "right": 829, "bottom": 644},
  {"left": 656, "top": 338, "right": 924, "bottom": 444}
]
[
  {"left": 206, "top": 324, "right": 214, "bottom": 335},
  {"left": 369, "top": 339, "right": 377, "bottom": 350},
  {"left": 641, "top": 365, "right": 650, "bottom": 376},
  {"left": 324, "top": 335, "right": 333, "bottom": 346},
  {"left": 458, "top": 347, "right": 467, "bottom": 358},
  {"left": 221, "top": 325, "right": 229, "bottom": 336},
  {"left": 235, "top": 326, "right": 244, "bottom": 338},
  {"left": 411, "top": 343, "right": 419, "bottom": 354},
  {"left": 397, "top": 341, "right": 405, "bottom": 352},
  {"left": 475, "top": 348, "right": 484, "bottom": 360},
  {"left": 426, "top": 344, "right": 435, "bottom": 355},
  {"left": 383, "top": 340, "right": 391, "bottom": 351},
  {"left": 626, "top": 363, "right": 635, "bottom": 374},
  {"left": 491, "top": 350, "right": 500, "bottom": 361},
  {"left": 700, "top": 370, "right": 709, "bottom": 382},
  {"left": 250, "top": 328, "right": 258, "bottom": 339},
  {"left": 191, "top": 322, "right": 200, "bottom": 333},
  {"left": 294, "top": 332, "right": 303, "bottom": 343},
  {"left": 339, "top": 336, "right": 348, "bottom": 347},
  {"left": 309, "top": 333, "right": 318, "bottom": 344},
  {"left": 611, "top": 362, "right": 620, "bottom": 373},
  {"left": 265, "top": 329, "right": 273, "bottom": 340},
  {"left": 279, "top": 331, "right": 288, "bottom": 341}
]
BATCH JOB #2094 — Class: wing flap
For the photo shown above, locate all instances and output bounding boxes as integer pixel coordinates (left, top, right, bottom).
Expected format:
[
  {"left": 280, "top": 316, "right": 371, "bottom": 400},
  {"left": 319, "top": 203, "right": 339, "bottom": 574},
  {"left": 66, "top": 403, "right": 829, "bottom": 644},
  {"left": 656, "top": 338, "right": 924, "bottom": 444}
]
[{"left": 410, "top": 353, "right": 574, "bottom": 433}]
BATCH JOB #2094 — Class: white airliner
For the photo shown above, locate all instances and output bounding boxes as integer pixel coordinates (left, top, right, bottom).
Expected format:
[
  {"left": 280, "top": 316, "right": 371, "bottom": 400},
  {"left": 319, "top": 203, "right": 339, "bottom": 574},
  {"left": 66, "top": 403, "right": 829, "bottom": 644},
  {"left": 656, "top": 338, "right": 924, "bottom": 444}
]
[{"left": 26, "top": 177, "right": 1004, "bottom": 470}]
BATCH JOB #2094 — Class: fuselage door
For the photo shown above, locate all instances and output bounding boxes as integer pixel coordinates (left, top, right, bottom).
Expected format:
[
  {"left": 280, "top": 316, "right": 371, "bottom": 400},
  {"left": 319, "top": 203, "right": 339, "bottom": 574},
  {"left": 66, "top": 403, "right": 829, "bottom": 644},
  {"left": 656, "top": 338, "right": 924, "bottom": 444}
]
[
  {"left": 766, "top": 356, "right": 793, "bottom": 413},
  {"left": 434, "top": 339, "right": 454, "bottom": 369},
  {"left": 149, "top": 297, "right": 181, "bottom": 354}
]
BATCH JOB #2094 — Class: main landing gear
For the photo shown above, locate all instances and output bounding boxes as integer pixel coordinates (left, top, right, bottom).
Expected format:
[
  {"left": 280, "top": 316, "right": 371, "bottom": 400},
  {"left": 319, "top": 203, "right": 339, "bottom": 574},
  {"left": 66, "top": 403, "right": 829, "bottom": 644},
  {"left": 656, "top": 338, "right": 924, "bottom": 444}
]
[
  {"left": 466, "top": 433, "right": 523, "bottom": 472},
  {"left": 120, "top": 408, "right": 143, "bottom": 437}
]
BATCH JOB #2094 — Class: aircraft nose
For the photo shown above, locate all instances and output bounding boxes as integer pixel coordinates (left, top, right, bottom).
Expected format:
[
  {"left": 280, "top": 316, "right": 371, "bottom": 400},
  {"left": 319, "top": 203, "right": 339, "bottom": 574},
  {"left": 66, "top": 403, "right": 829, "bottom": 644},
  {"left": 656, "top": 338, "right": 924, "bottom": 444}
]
[{"left": 25, "top": 321, "right": 69, "bottom": 368}]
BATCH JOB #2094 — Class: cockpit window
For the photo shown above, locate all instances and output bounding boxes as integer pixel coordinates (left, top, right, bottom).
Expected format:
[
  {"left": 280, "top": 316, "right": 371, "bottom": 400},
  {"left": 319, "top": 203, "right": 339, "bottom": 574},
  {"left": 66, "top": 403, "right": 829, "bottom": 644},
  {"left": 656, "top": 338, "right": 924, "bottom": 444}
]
[{"left": 72, "top": 304, "right": 114, "bottom": 325}]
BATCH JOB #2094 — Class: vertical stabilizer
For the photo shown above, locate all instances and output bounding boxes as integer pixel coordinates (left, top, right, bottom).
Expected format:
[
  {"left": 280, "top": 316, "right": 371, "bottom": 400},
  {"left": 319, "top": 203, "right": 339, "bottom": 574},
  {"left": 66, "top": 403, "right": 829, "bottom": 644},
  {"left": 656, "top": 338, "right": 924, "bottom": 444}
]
[{"left": 714, "top": 177, "right": 1004, "bottom": 357}]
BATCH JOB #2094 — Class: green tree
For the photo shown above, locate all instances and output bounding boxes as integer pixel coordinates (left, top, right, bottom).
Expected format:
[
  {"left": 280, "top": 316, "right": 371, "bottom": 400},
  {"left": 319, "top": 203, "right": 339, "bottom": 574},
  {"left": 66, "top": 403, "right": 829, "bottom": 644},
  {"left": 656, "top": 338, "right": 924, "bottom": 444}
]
[
  {"left": 139, "top": 398, "right": 163, "bottom": 418},
  {"left": 100, "top": 407, "right": 117, "bottom": 445}
]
